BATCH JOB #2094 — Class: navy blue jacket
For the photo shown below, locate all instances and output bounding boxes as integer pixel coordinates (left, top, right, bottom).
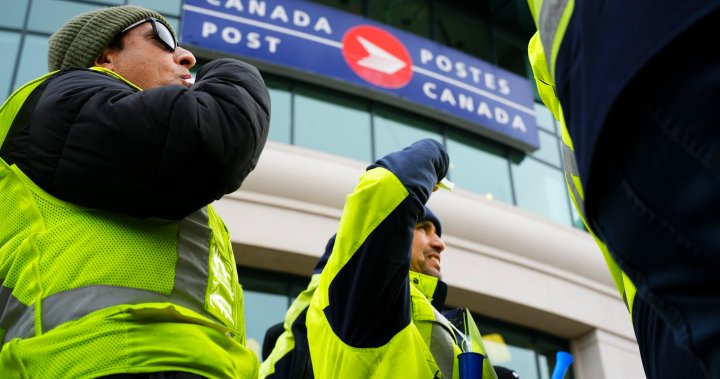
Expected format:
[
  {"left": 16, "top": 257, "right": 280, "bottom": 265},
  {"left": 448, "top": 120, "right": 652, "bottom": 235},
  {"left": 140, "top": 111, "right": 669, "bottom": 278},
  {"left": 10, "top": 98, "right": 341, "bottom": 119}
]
[{"left": 556, "top": 1, "right": 720, "bottom": 190}]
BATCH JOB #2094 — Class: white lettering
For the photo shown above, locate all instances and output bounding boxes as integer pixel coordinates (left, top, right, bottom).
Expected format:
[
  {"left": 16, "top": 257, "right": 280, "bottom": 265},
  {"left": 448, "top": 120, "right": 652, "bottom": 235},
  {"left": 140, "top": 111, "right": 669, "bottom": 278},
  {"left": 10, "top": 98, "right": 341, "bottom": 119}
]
[
  {"left": 206, "top": 0, "right": 334, "bottom": 35},
  {"left": 202, "top": 21, "right": 218, "bottom": 37},
  {"left": 498, "top": 79, "right": 510, "bottom": 95},
  {"left": 495, "top": 107, "right": 509, "bottom": 124},
  {"left": 222, "top": 27, "right": 242, "bottom": 44},
  {"left": 422, "top": 82, "right": 527, "bottom": 133},
  {"left": 439, "top": 88, "right": 457, "bottom": 106},
  {"left": 270, "top": 5, "right": 289, "bottom": 23},
  {"left": 225, "top": 0, "right": 243, "bottom": 12},
  {"left": 417, "top": 50, "right": 518, "bottom": 96},
  {"left": 247, "top": 32, "right": 261, "bottom": 49},
  {"left": 436, "top": 55, "right": 452, "bottom": 72},
  {"left": 455, "top": 61, "right": 468, "bottom": 79},
  {"left": 207, "top": 25, "right": 282, "bottom": 53},
  {"left": 314, "top": 17, "right": 332, "bottom": 34},
  {"left": 420, "top": 48, "right": 433, "bottom": 64},
  {"left": 484, "top": 73, "right": 497, "bottom": 90},
  {"left": 423, "top": 82, "right": 438, "bottom": 99},
  {"left": 248, "top": 0, "right": 266, "bottom": 16},
  {"left": 512, "top": 116, "right": 527, "bottom": 131},
  {"left": 477, "top": 101, "right": 492, "bottom": 119},
  {"left": 458, "top": 93, "right": 474, "bottom": 112},
  {"left": 468, "top": 66, "right": 482, "bottom": 83},
  {"left": 294, "top": 10, "right": 310, "bottom": 27},
  {"left": 266, "top": 35, "right": 281, "bottom": 53}
]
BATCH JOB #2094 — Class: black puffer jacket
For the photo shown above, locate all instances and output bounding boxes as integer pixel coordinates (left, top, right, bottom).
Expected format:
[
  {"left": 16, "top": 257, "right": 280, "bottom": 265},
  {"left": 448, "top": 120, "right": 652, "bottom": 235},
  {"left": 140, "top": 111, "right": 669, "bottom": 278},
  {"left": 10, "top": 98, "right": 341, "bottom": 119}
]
[{"left": 0, "top": 58, "right": 270, "bottom": 219}]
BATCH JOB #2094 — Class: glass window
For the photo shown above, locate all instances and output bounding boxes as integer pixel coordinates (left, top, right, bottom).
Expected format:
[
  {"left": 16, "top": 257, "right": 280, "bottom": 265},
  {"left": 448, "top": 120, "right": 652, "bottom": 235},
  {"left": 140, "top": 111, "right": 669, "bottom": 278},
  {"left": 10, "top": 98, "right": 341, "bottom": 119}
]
[
  {"left": 373, "top": 106, "right": 442, "bottom": 159},
  {"left": 1, "top": 0, "right": 29, "bottom": 29},
  {"left": 531, "top": 71, "right": 543, "bottom": 103},
  {"left": 310, "top": 0, "right": 364, "bottom": 16},
  {"left": 266, "top": 79, "right": 292, "bottom": 144},
  {"left": 533, "top": 103, "right": 556, "bottom": 133},
  {"left": 494, "top": 28, "right": 529, "bottom": 77},
  {"left": 446, "top": 130, "right": 513, "bottom": 203},
  {"left": 497, "top": 336, "right": 539, "bottom": 379},
  {"left": 243, "top": 289, "right": 290, "bottom": 361},
  {"left": 477, "top": 320, "right": 540, "bottom": 379},
  {"left": 535, "top": 337, "right": 576, "bottom": 379},
  {"left": 294, "top": 84, "right": 372, "bottom": 162},
  {"left": 434, "top": 3, "right": 493, "bottom": 62},
  {"left": 28, "top": 0, "right": 102, "bottom": 35},
  {"left": 368, "top": 0, "right": 431, "bottom": 39},
  {"left": 567, "top": 190, "right": 586, "bottom": 231},
  {"left": 128, "top": 0, "right": 182, "bottom": 16},
  {"left": 239, "top": 267, "right": 309, "bottom": 361},
  {"left": 475, "top": 315, "right": 573, "bottom": 379},
  {"left": 14, "top": 35, "right": 49, "bottom": 90},
  {"left": 531, "top": 130, "right": 561, "bottom": 167},
  {"left": 489, "top": 0, "right": 536, "bottom": 39},
  {"left": 0, "top": 32, "right": 22, "bottom": 101},
  {"left": 511, "top": 153, "right": 572, "bottom": 225}
]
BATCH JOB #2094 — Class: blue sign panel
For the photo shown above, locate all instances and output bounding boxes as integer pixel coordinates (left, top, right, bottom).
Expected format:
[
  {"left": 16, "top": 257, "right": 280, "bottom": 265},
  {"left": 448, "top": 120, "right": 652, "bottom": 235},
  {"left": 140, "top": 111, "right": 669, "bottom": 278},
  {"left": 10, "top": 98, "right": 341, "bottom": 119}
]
[{"left": 181, "top": 0, "right": 539, "bottom": 150}]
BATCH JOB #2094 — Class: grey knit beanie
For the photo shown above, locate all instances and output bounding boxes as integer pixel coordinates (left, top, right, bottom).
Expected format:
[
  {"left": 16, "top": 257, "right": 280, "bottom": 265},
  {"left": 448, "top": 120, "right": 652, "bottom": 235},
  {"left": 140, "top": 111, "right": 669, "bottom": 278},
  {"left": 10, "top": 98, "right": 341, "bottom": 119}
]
[{"left": 47, "top": 5, "right": 174, "bottom": 71}]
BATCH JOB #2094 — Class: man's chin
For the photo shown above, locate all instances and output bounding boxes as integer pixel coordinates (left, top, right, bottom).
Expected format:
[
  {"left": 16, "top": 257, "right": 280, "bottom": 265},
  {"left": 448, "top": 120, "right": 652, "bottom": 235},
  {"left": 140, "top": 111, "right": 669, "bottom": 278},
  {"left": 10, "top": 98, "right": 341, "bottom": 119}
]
[{"left": 425, "top": 268, "right": 442, "bottom": 280}]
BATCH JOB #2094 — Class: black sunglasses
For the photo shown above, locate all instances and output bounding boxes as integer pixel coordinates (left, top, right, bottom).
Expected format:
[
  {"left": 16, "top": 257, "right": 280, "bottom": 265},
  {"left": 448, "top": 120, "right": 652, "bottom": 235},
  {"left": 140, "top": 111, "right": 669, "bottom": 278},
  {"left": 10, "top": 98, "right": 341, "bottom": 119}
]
[{"left": 121, "top": 17, "right": 177, "bottom": 52}]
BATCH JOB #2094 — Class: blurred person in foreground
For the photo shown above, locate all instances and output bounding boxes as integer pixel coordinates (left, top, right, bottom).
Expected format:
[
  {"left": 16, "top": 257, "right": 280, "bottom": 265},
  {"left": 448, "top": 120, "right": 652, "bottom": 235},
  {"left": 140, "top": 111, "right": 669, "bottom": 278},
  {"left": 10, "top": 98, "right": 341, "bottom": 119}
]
[
  {"left": 527, "top": 0, "right": 720, "bottom": 376},
  {"left": 0, "top": 5, "right": 269, "bottom": 379}
]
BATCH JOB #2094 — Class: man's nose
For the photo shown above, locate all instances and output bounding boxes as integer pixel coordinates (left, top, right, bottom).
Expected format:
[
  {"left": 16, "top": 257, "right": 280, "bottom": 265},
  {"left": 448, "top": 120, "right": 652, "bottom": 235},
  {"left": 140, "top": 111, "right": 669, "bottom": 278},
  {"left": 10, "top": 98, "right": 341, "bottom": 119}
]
[
  {"left": 175, "top": 46, "right": 196, "bottom": 69},
  {"left": 430, "top": 234, "right": 445, "bottom": 253}
]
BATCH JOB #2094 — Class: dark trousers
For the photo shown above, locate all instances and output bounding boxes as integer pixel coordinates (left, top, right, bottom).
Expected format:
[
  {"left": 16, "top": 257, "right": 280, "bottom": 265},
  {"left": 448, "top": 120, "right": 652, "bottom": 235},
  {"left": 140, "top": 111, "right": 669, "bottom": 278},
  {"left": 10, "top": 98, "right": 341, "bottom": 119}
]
[
  {"left": 587, "top": 10, "right": 720, "bottom": 379},
  {"left": 632, "top": 295, "right": 706, "bottom": 379}
]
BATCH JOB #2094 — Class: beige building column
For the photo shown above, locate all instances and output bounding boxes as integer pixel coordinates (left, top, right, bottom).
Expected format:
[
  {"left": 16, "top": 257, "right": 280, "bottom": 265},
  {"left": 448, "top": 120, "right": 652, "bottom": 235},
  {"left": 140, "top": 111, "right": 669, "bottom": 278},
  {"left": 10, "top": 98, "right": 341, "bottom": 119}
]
[{"left": 571, "top": 329, "right": 646, "bottom": 379}]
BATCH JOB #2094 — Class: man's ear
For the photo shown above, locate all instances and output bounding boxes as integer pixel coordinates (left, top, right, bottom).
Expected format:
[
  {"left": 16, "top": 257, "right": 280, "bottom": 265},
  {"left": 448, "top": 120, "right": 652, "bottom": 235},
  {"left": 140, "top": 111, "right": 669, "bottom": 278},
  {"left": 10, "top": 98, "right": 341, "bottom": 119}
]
[{"left": 94, "top": 47, "right": 116, "bottom": 70}]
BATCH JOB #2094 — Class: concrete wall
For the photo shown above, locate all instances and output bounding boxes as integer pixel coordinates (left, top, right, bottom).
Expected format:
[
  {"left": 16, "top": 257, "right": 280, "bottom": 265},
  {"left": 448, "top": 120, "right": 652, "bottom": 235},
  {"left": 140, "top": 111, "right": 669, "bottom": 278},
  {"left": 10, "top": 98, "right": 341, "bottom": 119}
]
[{"left": 214, "top": 142, "right": 647, "bottom": 378}]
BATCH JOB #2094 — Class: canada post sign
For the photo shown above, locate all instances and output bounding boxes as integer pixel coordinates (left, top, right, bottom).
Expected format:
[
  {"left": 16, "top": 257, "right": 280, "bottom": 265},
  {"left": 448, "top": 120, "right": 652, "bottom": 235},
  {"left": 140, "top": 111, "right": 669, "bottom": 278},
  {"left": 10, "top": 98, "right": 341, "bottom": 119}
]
[{"left": 182, "top": 0, "right": 539, "bottom": 150}]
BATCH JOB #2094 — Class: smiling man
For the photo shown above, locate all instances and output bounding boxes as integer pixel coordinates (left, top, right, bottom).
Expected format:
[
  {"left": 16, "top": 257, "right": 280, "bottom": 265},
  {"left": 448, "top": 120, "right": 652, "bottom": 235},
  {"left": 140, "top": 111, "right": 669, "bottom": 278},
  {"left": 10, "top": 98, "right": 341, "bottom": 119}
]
[
  {"left": 304, "top": 139, "right": 506, "bottom": 379},
  {"left": 0, "top": 5, "right": 269, "bottom": 379},
  {"left": 411, "top": 217, "right": 445, "bottom": 280},
  {"left": 262, "top": 203, "right": 520, "bottom": 379}
]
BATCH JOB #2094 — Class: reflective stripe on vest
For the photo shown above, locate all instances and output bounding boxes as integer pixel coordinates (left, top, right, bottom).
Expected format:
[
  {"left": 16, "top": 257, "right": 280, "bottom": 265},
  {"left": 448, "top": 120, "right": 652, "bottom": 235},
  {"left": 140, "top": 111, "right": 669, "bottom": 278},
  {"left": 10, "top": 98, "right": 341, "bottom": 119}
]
[
  {"left": 0, "top": 207, "right": 219, "bottom": 345},
  {"left": 410, "top": 272, "right": 499, "bottom": 379},
  {"left": 559, "top": 120, "right": 639, "bottom": 315},
  {"left": 561, "top": 143, "right": 587, "bottom": 220},
  {"left": 535, "top": 0, "right": 574, "bottom": 81},
  {"left": 429, "top": 308, "right": 457, "bottom": 379}
]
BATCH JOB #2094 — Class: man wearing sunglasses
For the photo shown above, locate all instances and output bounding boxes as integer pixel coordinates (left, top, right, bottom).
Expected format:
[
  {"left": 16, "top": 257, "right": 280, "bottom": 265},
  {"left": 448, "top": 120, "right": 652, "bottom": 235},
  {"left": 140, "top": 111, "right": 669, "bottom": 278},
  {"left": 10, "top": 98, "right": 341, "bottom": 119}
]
[{"left": 0, "top": 5, "right": 269, "bottom": 379}]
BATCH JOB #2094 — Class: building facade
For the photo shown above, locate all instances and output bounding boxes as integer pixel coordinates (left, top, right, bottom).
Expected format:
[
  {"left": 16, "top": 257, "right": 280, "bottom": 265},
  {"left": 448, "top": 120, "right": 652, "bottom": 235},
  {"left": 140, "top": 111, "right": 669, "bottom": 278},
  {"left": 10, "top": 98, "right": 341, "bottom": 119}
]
[{"left": 0, "top": 0, "right": 646, "bottom": 378}]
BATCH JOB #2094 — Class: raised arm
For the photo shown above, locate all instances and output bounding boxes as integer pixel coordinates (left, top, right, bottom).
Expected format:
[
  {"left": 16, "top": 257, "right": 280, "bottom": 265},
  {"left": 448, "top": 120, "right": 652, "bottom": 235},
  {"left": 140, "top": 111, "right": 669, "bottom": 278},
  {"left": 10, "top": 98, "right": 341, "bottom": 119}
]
[
  {"left": 317, "top": 139, "right": 449, "bottom": 348},
  {"left": 1, "top": 58, "right": 270, "bottom": 219}
]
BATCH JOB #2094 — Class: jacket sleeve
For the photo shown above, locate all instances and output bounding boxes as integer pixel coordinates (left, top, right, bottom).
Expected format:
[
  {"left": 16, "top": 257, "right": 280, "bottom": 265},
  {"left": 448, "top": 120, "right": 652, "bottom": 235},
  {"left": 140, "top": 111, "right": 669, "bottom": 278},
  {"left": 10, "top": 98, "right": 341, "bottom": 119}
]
[
  {"left": 17, "top": 58, "right": 270, "bottom": 219},
  {"left": 320, "top": 138, "right": 449, "bottom": 348}
]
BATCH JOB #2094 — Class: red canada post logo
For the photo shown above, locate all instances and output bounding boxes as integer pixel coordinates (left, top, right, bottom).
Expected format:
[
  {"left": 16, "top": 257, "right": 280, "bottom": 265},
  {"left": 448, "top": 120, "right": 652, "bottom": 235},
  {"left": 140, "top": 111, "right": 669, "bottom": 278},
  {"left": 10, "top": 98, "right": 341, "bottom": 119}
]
[{"left": 341, "top": 25, "right": 413, "bottom": 89}]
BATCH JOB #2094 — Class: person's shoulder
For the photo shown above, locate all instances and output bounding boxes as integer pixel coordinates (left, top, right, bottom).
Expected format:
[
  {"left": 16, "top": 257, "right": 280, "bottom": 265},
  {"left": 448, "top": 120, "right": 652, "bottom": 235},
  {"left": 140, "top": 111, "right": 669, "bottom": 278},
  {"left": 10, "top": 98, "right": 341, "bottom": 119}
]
[
  {"left": 49, "top": 68, "right": 134, "bottom": 91},
  {"left": 51, "top": 67, "right": 106, "bottom": 79}
]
